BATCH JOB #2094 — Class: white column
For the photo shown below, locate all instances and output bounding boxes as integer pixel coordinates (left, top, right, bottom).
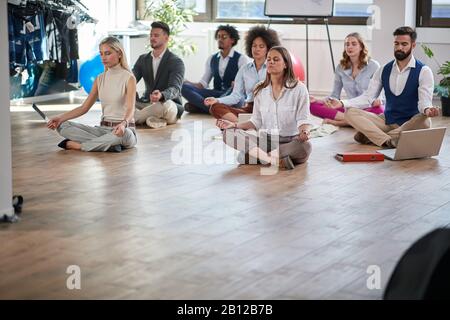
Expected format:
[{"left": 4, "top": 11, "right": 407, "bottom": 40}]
[
  {"left": 372, "top": 0, "right": 416, "bottom": 65},
  {"left": 0, "top": 0, "right": 14, "bottom": 218}
]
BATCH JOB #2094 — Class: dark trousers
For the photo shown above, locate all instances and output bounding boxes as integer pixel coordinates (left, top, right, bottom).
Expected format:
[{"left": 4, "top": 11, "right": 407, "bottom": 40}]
[{"left": 181, "top": 83, "right": 225, "bottom": 113}]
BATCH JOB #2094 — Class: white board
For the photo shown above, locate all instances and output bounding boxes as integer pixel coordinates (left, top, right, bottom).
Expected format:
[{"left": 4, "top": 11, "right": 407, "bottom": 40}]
[{"left": 264, "top": 0, "right": 334, "bottom": 17}]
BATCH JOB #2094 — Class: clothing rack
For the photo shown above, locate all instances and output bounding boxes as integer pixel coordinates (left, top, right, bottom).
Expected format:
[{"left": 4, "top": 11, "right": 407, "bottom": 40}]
[
  {"left": 8, "top": 0, "right": 94, "bottom": 99},
  {"left": 45, "top": 0, "right": 97, "bottom": 23},
  {"left": 9, "top": 0, "right": 97, "bottom": 23}
]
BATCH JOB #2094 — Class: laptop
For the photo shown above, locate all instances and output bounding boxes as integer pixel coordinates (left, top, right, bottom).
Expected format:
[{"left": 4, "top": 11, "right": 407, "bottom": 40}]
[
  {"left": 32, "top": 103, "right": 49, "bottom": 123},
  {"left": 378, "top": 127, "right": 446, "bottom": 160}
]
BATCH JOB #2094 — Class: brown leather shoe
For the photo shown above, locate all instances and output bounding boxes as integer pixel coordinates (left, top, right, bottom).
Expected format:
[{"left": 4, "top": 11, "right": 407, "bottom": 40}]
[
  {"left": 382, "top": 139, "right": 397, "bottom": 148},
  {"left": 184, "top": 103, "right": 203, "bottom": 113},
  {"left": 354, "top": 132, "right": 372, "bottom": 145}
]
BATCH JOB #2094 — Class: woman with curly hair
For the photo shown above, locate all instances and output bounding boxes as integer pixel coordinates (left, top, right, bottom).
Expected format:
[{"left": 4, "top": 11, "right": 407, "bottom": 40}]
[
  {"left": 207, "top": 25, "right": 280, "bottom": 122},
  {"left": 310, "top": 32, "right": 383, "bottom": 126}
]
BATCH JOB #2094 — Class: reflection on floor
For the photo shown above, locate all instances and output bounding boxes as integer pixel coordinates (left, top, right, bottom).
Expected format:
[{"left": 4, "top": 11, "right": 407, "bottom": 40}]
[{"left": 2, "top": 101, "right": 450, "bottom": 299}]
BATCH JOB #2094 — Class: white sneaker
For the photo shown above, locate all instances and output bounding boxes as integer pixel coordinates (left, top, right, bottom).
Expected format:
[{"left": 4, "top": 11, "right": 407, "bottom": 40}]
[{"left": 146, "top": 116, "right": 167, "bottom": 129}]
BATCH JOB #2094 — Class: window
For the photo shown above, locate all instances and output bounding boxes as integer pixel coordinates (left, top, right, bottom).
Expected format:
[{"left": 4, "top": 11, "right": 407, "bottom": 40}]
[
  {"left": 417, "top": 0, "right": 450, "bottom": 27},
  {"left": 136, "top": 0, "right": 210, "bottom": 20},
  {"left": 179, "top": 0, "right": 211, "bottom": 21},
  {"left": 137, "top": 0, "right": 374, "bottom": 24},
  {"left": 216, "top": 0, "right": 264, "bottom": 19},
  {"left": 432, "top": 0, "right": 450, "bottom": 17},
  {"left": 334, "top": 0, "right": 373, "bottom": 17},
  {"left": 215, "top": 0, "right": 373, "bottom": 23}
]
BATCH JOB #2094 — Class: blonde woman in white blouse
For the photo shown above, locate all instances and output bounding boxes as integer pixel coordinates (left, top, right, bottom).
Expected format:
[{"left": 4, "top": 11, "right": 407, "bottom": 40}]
[
  {"left": 217, "top": 46, "right": 313, "bottom": 170},
  {"left": 47, "top": 37, "right": 137, "bottom": 152}
]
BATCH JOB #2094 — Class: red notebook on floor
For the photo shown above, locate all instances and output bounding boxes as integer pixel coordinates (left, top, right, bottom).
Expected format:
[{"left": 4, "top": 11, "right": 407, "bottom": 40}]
[{"left": 335, "top": 152, "right": 384, "bottom": 162}]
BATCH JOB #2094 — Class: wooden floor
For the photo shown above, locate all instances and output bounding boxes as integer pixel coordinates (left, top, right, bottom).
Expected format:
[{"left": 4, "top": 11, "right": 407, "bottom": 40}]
[{"left": 2, "top": 101, "right": 450, "bottom": 299}]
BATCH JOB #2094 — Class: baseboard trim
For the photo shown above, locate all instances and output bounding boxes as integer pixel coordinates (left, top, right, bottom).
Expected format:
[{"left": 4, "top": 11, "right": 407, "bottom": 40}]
[{"left": 10, "top": 90, "right": 86, "bottom": 106}]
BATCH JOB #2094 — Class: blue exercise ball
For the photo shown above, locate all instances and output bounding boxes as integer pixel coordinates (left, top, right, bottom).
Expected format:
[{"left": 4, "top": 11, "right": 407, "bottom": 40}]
[{"left": 79, "top": 54, "right": 104, "bottom": 94}]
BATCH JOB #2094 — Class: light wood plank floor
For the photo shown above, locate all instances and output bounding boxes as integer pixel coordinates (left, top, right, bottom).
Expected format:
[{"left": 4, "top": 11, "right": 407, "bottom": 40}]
[{"left": 2, "top": 101, "right": 450, "bottom": 299}]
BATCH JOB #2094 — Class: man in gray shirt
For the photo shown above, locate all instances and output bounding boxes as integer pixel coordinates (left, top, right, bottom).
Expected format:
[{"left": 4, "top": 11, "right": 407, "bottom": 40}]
[{"left": 133, "top": 21, "right": 185, "bottom": 128}]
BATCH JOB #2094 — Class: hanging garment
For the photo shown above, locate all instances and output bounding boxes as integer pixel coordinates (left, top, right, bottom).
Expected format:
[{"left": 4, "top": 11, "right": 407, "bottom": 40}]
[
  {"left": 66, "top": 59, "right": 79, "bottom": 83},
  {"left": 43, "top": 8, "right": 62, "bottom": 63},
  {"left": 8, "top": 5, "right": 48, "bottom": 66}
]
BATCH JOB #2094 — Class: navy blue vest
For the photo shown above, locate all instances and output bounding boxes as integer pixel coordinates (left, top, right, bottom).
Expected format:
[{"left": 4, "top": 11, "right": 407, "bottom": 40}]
[
  {"left": 210, "top": 51, "right": 241, "bottom": 91},
  {"left": 382, "top": 59, "right": 424, "bottom": 125}
]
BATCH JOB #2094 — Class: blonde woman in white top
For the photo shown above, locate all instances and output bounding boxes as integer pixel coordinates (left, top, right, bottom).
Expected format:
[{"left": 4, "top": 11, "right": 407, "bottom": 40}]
[
  {"left": 47, "top": 37, "right": 137, "bottom": 152},
  {"left": 217, "top": 46, "right": 313, "bottom": 169}
]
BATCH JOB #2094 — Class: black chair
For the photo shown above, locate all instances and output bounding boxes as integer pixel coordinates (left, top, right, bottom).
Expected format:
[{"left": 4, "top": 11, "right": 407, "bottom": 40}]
[{"left": 384, "top": 228, "right": 450, "bottom": 300}]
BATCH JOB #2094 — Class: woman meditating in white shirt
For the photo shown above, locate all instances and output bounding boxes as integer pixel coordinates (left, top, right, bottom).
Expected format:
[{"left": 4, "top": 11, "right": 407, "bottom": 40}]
[
  {"left": 47, "top": 36, "right": 137, "bottom": 152},
  {"left": 217, "top": 46, "right": 312, "bottom": 169}
]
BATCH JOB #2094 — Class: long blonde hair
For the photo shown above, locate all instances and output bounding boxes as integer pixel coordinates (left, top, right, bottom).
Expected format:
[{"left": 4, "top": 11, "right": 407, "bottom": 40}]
[
  {"left": 99, "top": 36, "right": 131, "bottom": 72},
  {"left": 254, "top": 46, "right": 298, "bottom": 97},
  {"left": 339, "top": 32, "right": 369, "bottom": 70}
]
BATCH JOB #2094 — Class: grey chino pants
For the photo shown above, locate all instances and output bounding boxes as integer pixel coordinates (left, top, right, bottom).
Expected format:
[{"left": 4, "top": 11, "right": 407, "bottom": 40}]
[
  {"left": 57, "top": 121, "right": 137, "bottom": 152},
  {"left": 223, "top": 129, "right": 312, "bottom": 164}
]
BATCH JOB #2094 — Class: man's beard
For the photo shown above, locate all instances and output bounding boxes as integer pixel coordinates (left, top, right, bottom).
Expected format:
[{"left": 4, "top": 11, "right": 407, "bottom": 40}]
[
  {"left": 151, "top": 42, "right": 161, "bottom": 49},
  {"left": 395, "top": 48, "right": 412, "bottom": 61}
]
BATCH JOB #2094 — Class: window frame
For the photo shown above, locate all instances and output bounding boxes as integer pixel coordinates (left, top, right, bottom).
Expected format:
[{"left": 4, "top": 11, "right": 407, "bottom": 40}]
[
  {"left": 189, "top": 0, "right": 212, "bottom": 21},
  {"left": 417, "top": 0, "right": 450, "bottom": 28}
]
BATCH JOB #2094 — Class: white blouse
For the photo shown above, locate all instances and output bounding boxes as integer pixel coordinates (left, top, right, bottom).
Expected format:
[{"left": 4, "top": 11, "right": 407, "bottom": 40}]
[{"left": 250, "top": 81, "right": 313, "bottom": 137}]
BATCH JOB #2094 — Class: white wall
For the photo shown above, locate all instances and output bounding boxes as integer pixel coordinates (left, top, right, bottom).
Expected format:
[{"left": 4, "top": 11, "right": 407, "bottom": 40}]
[
  {"left": 371, "top": 0, "right": 450, "bottom": 85},
  {"left": 371, "top": 0, "right": 419, "bottom": 66},
  {"left": 77, "top": 0, "right": 136, "bottom": 61},
  {"left": 415, "top": 28, "right": 450, "bottom": 83},
  {"left": 1, "top": 0, "right": 14, "bottom": 217}
]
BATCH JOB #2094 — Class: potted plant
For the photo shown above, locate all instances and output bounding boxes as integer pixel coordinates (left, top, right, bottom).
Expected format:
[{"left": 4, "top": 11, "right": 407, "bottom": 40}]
[
  {"left": 143, "top": 0, "right": 198, "bottom": 57},
  {"left": 421, "top": 44, "right": 450, "bottom": 116}
]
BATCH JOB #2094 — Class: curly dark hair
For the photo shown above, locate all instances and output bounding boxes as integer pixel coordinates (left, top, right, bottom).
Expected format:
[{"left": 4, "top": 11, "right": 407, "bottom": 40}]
[
  {"left": 244, "top": 25, "right": 280, "bottom": 58},
  {"left": 215, "top": 25, "right": 240, "bottom": 47}
]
